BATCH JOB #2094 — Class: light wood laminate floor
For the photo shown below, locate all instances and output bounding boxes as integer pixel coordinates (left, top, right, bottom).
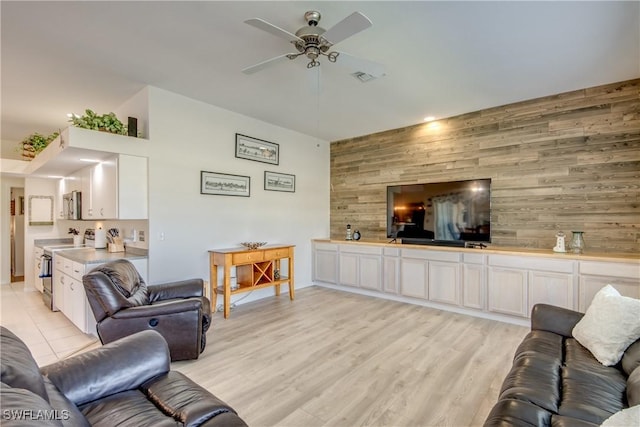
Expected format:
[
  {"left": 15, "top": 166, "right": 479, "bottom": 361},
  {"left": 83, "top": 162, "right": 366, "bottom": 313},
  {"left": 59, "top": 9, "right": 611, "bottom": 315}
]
[
  {"left": 175, "top": 286, "right": 529, "bottom": 427},
  {"left": 1, "top": 283, "right": 528, "bottom": 427}
]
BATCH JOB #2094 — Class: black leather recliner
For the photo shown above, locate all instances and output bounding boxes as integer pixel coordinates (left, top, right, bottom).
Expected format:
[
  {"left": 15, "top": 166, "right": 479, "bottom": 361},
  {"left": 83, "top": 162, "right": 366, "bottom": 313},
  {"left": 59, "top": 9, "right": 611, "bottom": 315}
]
[{"left": 83, "top": 259, "right": 211, "bottom": 361}]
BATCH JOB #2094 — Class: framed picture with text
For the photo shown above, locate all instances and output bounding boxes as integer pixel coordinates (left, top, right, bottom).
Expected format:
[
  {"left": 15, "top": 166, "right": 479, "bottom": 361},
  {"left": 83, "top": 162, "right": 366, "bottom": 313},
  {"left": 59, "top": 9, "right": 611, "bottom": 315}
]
[
  {"left": 235, "top": 133, "right": 279, "bottom": 165},
  {"left": 200, "top": 171, "right": 250, "bottom": 197},
  {"left": 264, "top": 171, "right": 295, "bottom": 193}
]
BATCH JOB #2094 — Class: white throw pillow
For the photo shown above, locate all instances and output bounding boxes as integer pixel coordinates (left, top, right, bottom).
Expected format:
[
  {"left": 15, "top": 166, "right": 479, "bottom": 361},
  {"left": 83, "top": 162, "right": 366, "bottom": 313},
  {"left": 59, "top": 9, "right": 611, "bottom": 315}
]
[
  {"left": 572, "top": 285, "right": 640, "bottom": 366},
  {"left": 600, "top": 405, "right": 640, "bottom": 427}
]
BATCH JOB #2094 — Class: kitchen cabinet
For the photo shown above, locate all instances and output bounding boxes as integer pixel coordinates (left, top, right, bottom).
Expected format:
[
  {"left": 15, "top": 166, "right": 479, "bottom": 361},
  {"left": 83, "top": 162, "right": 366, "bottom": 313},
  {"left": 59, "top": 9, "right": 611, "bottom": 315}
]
[
  {"left": 56, "top": 173, "right": 81, "bottom": 219},
  {"left": 81, "top": 154, "right": 147, "bottom": 220},
  {"left": 34, "top": 247, "right": 44, "bottom": 292}
]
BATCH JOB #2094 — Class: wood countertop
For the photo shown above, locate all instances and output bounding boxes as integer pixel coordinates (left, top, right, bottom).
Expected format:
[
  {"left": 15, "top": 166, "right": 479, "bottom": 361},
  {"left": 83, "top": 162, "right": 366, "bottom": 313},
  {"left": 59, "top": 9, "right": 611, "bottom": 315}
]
[{"left": 313, "top": 239, "right": 640, "bottom": 264}]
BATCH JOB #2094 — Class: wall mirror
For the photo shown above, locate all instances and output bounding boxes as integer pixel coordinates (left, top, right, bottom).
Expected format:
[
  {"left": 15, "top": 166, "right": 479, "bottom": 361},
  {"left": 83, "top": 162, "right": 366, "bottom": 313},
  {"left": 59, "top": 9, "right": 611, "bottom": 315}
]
[{"left": 29, "top": 195, "right": 54, "bottom": 226}]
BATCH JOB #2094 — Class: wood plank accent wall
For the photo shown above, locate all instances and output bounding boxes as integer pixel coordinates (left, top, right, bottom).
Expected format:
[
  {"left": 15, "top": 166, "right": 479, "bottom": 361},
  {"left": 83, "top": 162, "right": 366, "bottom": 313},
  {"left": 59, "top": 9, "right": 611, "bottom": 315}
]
[{"left": 330, "top": 79, "right": 640, "bottom": 253}]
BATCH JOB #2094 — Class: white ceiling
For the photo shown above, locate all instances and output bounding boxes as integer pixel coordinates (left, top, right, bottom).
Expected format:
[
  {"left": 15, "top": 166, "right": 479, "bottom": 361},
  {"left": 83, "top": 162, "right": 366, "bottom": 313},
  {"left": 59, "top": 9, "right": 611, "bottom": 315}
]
[{"left": 2, "top": 1, "right": 639, "bottom": 160}]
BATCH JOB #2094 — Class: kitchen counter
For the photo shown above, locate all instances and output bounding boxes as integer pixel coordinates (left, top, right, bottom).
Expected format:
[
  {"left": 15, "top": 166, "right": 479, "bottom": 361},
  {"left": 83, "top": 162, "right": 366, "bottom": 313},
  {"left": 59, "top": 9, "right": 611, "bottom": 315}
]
[{"left": 54, "top": 247, "right": 148, "bottom": 265}]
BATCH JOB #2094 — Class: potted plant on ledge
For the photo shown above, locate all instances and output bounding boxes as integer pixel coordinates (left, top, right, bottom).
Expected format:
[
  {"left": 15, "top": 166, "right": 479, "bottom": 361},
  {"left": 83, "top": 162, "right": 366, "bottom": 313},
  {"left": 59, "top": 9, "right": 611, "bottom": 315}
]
[
  {"left": 18, "top": 131, "right": 60, "bottom": 160},
  {"left": 68, "top": 109, "right": 127, "bottom": 135}
]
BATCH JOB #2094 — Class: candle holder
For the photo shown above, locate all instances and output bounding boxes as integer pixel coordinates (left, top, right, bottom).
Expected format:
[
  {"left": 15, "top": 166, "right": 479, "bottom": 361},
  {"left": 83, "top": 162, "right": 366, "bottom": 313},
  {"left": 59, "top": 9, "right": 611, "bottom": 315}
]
[{"left": 569, "top": 231, "right": 585, "bottom": 254}]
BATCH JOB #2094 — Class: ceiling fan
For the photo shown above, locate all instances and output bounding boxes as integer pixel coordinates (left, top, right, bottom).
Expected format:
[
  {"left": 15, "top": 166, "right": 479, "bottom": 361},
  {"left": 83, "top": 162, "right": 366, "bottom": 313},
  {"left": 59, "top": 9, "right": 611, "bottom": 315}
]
[{"left": 242, "top": 10, "right": 385, "bottom": 78}]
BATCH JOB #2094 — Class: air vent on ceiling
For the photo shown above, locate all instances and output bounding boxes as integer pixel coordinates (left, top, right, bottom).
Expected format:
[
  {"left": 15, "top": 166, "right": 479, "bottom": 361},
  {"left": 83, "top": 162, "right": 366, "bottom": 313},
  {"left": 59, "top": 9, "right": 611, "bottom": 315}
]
[{"left": 351, "top": 71, "right": 377, "bottom": 83}]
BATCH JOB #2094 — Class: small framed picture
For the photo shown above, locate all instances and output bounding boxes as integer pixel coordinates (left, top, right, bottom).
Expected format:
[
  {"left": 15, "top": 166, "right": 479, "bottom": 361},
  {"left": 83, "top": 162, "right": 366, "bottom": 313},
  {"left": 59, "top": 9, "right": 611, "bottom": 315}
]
[
  {"left": 201, "top": 171, "right": 250, "bottom": 197},
  {"left": 264, "top": 171, "right": 295, "bottom": 193},
  {"left": 235, "top": 133, "right": 279, "bottom": 165}
]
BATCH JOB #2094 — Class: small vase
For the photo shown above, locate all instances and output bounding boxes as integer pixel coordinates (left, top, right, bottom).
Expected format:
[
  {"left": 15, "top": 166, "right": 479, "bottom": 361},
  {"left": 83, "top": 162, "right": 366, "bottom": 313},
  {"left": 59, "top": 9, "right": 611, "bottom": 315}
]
[
  {"left": 569, "top": 231, "right": 585, "bottom": 254},
  {"left": 73, "top": 235, "right": 83, "bottom": 247}
]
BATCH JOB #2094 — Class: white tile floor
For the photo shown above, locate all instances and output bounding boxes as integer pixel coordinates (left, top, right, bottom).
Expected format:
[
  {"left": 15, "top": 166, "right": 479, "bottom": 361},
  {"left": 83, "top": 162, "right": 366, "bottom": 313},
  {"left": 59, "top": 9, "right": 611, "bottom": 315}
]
[{"left": 0, "top": 282, "right": 99, "bottom": 366}]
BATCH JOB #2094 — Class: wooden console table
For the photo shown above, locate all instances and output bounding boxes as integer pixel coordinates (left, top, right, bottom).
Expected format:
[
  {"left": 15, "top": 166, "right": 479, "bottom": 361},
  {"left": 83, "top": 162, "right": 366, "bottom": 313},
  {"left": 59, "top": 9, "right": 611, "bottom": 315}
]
[{"left": 208, "top": 245, "right": 295, "bottom": 318}]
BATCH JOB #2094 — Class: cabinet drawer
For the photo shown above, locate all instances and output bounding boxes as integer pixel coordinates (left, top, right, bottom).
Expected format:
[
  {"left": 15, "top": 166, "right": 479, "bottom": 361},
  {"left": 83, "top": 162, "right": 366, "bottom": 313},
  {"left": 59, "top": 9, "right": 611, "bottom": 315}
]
[
  {"left": 232, "top": 251, "right": 264, "bottom": 264},
  {"left": 71, "top": 261, "right": 84, "bottom": 281},
  {"left": 63, "top": 257, "right": 73, "bottom": 274},
  {"left": 264, "top": 248, "right": 291, "bottom": 260}
]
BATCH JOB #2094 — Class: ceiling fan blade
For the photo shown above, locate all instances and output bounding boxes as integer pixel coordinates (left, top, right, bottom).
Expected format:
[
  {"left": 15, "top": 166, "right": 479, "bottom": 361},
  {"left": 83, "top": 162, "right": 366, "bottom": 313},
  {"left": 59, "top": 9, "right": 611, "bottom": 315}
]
[
  {"left": 242, "top": 54, "right": 293, "bottom": 74},
  {"left": 245, "top": 18, "right": 304, "bottom": 43},
  {"left": 334, "top": 52, "right": 386, "bottom": 78},
  {"left": 321, "top": 12, "right": 372, "bottom": 45}
]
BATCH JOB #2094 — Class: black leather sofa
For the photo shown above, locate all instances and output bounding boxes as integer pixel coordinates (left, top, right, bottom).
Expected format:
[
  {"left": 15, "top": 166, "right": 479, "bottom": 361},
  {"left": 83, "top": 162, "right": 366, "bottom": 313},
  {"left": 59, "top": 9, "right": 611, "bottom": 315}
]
[
  {"left": 484, "top": 304, "right": 640, "bottom": 426},
  {"left": 0, "top": 326, "right": 247, "bottom": 426}
]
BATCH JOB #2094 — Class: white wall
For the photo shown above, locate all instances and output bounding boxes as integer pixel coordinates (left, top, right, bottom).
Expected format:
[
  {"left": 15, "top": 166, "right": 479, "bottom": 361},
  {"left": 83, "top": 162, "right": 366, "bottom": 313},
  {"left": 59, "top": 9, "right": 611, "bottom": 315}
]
[{"left": 146, "top": 87, "right": 330, "bottom": 306}]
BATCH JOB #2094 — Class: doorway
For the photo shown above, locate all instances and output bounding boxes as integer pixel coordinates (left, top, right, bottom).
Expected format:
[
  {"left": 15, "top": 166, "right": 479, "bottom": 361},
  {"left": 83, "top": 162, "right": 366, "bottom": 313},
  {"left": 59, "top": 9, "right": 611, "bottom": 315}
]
[{"left": 10, "top": 187, "right": 25, "bottom": 282}]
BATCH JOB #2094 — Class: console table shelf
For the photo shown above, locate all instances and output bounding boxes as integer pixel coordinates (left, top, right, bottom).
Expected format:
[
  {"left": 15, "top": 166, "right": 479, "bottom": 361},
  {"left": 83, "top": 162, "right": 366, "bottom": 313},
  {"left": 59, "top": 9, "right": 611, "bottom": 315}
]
[{"left": 208, "top": 245, "right": 295, "bottom": 318}]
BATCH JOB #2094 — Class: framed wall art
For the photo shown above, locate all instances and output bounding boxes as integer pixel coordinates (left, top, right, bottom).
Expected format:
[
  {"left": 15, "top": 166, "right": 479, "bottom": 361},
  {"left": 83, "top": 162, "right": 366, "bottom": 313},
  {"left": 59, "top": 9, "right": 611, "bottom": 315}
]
[
  {"left": 201, "top": 171, "right": 250, "bottom": 197},
  {"left": 264, "top": 171, "right": 295, "bottom": 193},
  {"left": 235, "top": 133, "right": 279, "bottom": 165}
]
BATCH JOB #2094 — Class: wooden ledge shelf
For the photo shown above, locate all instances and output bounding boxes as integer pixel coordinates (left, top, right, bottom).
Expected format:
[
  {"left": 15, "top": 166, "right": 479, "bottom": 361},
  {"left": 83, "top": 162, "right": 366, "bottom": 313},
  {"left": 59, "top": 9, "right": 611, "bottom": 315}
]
[{"left": 208, "top": 244, "right": 295, "bottom": 318}]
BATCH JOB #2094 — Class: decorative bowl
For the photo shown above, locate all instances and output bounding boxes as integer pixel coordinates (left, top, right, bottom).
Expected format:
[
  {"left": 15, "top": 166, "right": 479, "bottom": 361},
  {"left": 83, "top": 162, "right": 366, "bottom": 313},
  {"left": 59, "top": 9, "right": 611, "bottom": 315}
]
[{"left": 240, "top": 242, "right": 267, "bottom": 250}]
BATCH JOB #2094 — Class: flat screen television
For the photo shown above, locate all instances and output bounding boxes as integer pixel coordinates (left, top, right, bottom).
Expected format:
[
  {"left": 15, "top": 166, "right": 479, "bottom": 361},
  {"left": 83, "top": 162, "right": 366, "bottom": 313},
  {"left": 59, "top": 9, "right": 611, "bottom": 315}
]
[{"left": 387, "top": 179, "right": 491, "bottom": 246}]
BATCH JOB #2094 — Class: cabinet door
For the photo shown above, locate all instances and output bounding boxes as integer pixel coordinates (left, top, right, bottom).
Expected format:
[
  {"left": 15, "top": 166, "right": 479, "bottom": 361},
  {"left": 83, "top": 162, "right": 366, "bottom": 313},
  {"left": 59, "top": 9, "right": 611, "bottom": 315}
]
[
  {"left": 314, "top": 250, "right": 338, "bottom": 284},
  {"left": 463, "top": 264, "right": 485, "bottom": 309},
  {"left": 429, "top": 261, "right": 460, "bottom": 305},
  {"left": 578, "top": 277, "right": 640, "bottom": 312},
  {"left": 400, "top": 258, "right": 428, "bottom": 299},
  {"left": 91, "top": 159, "right": 117, "bottom": 219},
  {"left": 359, "top": 255, "right": 382, "bottom": 291},
  {"left": 528, "top": 271, "right": 574, "bottom": 312},
  {"left": 488, "top": 267, "right": 528, "bottom": 317},
  {"left": 69, "top": 278, "right": 87, "bottom": 332},
  {"left": 118, "top": 155, "right": 148, "bottom": 219},
  {"left": 383, "top": 256, "right": 399, "bottom": 294},
  {"left": 339, "top": 253, "right": 359, "bottom": 287},
  {"left": 34, "top": 248, "right": 44, "bottom": 292},
  {"left": 53, "top": 272, "right": 64, "bottom": 312},
  {"left": 80, "top": 166, "right": 93, "bottom": 219}
]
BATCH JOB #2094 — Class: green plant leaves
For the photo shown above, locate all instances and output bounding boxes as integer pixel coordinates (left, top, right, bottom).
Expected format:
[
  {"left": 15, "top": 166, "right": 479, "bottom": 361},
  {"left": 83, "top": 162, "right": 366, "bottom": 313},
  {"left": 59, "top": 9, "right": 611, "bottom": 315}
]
[{"left": 68, "top": 109, "right": 126, "bottom": 135}]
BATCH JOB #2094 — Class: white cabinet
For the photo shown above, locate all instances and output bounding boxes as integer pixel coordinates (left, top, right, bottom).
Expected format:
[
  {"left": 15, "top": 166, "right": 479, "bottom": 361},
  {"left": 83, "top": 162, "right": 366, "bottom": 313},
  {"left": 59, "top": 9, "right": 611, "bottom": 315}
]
[
  {"left": 54, "top": 255, "right": 87, "bottom": 331},
  {"left": 81, "top": 154, "right": 147, "bottom": 220},
  {"left": 429, "top": 261, "right": 460, "bottom": 305},
  {"left": 338, "top": 244, "right": 382, "bottom": 291},
  {"left": 382, "top": 247, "right": 400, "bottom": 294},
  {"left": 399, "top": 249, "right": 461, "bottom": 304},
  {"left": 56, "top": 174, "right": 81, "bottom": 218},
  {"left": 488, "top": 255, "right": 575, "bottom": 318},
  {"left": 462, "top": 253, "right": 485, "bottom": 309},
  {"left": 313, "top": 242, "right": 338, "bottom": 284},
  {"left": 34, "top": 247, "right": 44, "bottom": 292},
  {"left": 312, "top": 240, "right": 640, "bottom": 325},
  {"left": 400, "top": 257, "right": 428, "bottom": 299},
  {"left": 578, "top": 261, "right": 640, "bottom": 311},
  {"left": 488, "top": 267, "right": 528, "bottom": 317}
]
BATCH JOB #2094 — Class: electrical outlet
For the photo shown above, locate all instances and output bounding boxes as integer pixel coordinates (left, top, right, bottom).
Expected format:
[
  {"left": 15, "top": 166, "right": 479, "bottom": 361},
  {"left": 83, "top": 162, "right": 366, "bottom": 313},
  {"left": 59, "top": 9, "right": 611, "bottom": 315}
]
[{"left": 138, "top": 230, "right": 145, "bottom": 242}]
